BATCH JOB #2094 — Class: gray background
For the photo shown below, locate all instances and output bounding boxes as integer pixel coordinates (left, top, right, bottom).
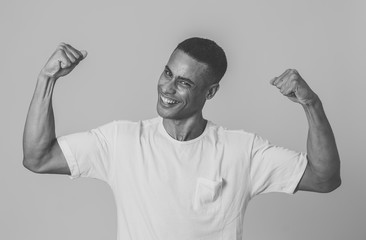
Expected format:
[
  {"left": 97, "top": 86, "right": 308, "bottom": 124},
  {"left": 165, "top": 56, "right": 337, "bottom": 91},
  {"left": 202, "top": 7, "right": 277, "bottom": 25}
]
[{"left": 1, "top": 0, "right": 365, "bottom": 239}]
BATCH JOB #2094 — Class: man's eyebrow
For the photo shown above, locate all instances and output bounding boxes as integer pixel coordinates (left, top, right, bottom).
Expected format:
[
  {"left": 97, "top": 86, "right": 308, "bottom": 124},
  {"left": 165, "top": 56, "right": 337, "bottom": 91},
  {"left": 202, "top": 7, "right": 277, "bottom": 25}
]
[
  {"left": 178, "top": 76, "right": 194, "bottom": 85},
  {"left": 164, "top": 65, "right": 171, "bottom": 72},
  {"left": 165, "top": 65, "right": 195, "bottom": 85}
]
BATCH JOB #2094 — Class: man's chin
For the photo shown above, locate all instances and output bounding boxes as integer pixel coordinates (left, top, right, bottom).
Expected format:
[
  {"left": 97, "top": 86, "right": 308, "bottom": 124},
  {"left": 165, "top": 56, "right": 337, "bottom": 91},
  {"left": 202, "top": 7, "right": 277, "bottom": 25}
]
[
  {"left": 157, "top": 104, "right": 170, "bottom": 118},
  {"left": 156, "top": 105, "right": 181, "bottom": 120},
  {"left": 157, "top": 109, "right": 174, "bottom": 119}
]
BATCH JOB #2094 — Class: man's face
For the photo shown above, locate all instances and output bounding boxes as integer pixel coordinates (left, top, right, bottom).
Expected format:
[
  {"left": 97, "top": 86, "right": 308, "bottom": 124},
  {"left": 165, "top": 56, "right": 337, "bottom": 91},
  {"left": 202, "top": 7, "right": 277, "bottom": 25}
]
[{"left": 157, "top": 49, "right": 213, "bottom": 120}]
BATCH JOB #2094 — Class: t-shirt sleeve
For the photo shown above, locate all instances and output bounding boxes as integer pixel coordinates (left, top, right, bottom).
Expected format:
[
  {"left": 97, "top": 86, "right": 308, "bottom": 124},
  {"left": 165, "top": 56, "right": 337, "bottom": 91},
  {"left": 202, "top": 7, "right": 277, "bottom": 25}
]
[
  {"left": 249, "top": 134, "right": 308, "bottom": 197},
  {"left": 56, "top": 121, "right": 116, "bottom": 183}
]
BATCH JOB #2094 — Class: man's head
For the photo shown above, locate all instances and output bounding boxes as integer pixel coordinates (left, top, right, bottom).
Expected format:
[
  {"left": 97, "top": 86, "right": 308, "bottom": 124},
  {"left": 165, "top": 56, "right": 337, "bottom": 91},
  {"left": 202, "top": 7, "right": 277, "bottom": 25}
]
[
  {"left": 157, "top": 37, "right": 227, "bottom": 120},
  {"left": 175, "top": 37, "right": 227, "bottom": 84}
]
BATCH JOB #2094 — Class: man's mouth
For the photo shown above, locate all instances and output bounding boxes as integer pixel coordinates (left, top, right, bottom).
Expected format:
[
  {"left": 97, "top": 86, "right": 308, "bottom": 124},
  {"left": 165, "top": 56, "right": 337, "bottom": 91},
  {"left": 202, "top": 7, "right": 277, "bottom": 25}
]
[{"left": 160, "top": 95, "right": 180, "bottom": 105}]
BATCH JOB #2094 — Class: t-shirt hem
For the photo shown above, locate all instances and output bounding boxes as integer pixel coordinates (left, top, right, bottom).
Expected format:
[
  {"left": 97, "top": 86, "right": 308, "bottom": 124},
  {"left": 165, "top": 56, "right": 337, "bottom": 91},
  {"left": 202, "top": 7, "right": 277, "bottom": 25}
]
[
  {"left": 57, "top": 136, "right": 81, "bottom": 179},
  {"left": 285, "top": 153, "right": 308, "bottom": 195}
]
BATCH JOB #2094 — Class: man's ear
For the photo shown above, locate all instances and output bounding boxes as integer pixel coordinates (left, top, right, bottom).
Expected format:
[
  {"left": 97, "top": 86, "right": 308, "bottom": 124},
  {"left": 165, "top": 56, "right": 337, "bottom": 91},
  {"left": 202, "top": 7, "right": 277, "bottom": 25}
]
[{"left": 206, "top": 83, "right": 220, "bottom": 100}]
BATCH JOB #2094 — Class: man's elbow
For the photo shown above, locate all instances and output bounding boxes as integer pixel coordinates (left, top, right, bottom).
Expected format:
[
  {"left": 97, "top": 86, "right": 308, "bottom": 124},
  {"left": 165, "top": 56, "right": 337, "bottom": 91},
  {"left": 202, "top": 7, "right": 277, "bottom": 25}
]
[
  {"left": 23, "top": 157, "right": 42, "bottom": 173},
  {"left": 329, "top": 176, "right": 342, "bottom": 192},
  {"left": 318, "top": 175, "right": 342, "bottom": 193},
  {"left": 311, "top": 158, "right": 341, "bottom": 193}
]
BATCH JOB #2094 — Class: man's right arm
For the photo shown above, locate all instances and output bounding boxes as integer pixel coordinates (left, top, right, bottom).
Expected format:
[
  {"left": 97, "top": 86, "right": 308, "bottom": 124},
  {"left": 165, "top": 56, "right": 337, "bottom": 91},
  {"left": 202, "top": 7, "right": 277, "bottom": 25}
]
[{"left": 22, "top": 43, "right": 87, "bottom": 174}]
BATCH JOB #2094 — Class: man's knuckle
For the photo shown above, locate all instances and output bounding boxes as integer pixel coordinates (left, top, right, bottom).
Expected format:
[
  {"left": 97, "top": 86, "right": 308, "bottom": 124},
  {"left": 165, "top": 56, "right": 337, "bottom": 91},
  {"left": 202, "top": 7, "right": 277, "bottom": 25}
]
[
  {"left": 58, "top": 46, "right": 67, "bottom": 53},
  {"left": 292, "top": 80, "right": 297, "bottom": 85},
  {"left": 74, "top": 52, "right": 81, "bottom": 59},
  {"left": 289, "top": 73, "right": 299, "bottom": 80}
]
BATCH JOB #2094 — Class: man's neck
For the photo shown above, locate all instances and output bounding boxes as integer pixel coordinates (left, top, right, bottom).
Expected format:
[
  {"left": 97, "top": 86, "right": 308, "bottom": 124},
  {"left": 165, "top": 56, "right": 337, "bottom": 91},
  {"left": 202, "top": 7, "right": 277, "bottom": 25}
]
[{"left": 162, "top": 114, "right": 207, "bottom": 141}]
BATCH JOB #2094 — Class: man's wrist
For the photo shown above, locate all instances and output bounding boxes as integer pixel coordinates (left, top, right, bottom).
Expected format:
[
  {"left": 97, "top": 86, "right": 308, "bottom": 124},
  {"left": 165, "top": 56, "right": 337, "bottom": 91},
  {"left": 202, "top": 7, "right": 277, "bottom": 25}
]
[
  {"left": 37, "top": 70, "right": 57, "bottom": 83},
  {"left": 302, "top": 94, "right": 321, "bottom": 109},
  {"left": 34, "top": 71, "right": 58, "bottom": 99},
  {"left": 302, "top": 95, "right": 329, "bottom": 128}
]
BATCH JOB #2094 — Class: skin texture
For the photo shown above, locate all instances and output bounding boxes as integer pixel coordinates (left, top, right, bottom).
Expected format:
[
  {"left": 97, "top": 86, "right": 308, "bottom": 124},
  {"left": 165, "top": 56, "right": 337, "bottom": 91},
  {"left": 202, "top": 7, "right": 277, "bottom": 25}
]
[
  {"left": 157, "top": 49, "right": 219, "bottom": 141},
  {"left": 22, "top": 43, "right": 87, "bottom": 174},
  {"left": 23, "top": 44, "right": 341, "bottom": 193},
  {"left": 270, "top": 69, "right": 341, "bottom": 192}
]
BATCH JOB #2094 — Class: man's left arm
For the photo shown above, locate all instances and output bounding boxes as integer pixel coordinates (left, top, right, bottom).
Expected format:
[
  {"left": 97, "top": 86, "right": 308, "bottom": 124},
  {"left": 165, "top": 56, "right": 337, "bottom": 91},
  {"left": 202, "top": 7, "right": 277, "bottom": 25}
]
[{"left": 270, "top": 69, "right": 341, "bottom": 193}]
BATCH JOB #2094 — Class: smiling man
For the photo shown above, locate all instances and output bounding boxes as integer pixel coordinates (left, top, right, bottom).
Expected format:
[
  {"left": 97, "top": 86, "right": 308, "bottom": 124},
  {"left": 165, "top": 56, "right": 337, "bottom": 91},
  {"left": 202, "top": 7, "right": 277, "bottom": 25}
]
[
  {"left": 157, "top": 44, "right": 222, "bottom": 141},
  {"left": 23, "top": 37, "right": 341, "bottom": 239}
]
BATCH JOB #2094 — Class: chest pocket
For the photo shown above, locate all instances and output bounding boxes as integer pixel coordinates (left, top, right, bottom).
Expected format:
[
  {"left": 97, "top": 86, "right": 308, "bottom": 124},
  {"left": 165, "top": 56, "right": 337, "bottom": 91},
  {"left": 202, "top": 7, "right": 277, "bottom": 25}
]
[{"left": 192, "top": 177, "right": 223, "bottom": 215}]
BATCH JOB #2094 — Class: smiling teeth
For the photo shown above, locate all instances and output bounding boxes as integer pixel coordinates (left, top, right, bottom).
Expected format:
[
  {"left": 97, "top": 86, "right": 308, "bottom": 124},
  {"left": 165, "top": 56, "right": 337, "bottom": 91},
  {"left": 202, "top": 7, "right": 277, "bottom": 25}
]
[{"left": 161, "top": 96, "right": 179, "bottom": 104}]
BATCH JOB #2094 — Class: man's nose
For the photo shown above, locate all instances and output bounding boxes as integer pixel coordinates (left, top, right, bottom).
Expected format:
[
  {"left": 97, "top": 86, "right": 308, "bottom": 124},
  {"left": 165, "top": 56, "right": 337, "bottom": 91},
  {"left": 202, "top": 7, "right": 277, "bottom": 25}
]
[{"left": 161, "top": 79, "right": 176, "bottom": 94}]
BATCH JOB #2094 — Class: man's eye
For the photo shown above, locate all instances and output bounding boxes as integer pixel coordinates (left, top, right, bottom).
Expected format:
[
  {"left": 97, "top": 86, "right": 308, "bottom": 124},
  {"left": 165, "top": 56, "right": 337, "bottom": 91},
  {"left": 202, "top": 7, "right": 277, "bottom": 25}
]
[
  {"left": 165, "top": 70, "right": 172, "bottom": 77},
  {"left": 180, "top": 81, "right": 191, "bottom": 87}
]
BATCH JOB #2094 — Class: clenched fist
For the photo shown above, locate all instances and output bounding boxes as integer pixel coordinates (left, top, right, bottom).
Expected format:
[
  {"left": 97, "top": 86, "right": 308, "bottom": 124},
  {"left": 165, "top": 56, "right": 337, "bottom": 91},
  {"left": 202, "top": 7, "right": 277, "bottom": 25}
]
[
  {"left": 270, "top": 69, "right": 318, "bottom": 105},
  {"left": 39, "top": 43, "right": 87, "bottom": 80}
]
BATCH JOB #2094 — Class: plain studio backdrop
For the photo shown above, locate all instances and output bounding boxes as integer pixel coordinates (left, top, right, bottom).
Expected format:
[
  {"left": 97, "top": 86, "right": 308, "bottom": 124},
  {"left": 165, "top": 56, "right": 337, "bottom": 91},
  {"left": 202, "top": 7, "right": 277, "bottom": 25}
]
[{"left": 1, "top": 0, "right": 365, "bottom": 239}]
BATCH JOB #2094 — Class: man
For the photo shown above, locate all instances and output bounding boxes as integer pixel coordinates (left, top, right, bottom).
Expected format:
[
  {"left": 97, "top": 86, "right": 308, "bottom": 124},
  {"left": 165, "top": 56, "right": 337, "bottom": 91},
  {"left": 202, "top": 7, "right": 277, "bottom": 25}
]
[{"left": 23, "top": 38, "right": 341, "bottom": 239}]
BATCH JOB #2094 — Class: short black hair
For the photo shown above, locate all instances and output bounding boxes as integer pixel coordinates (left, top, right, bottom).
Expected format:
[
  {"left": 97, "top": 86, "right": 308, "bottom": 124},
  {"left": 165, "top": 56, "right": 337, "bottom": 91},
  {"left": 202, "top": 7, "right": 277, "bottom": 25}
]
[{"left": 175, "top": 37, "right": 227, "bottom": 83}]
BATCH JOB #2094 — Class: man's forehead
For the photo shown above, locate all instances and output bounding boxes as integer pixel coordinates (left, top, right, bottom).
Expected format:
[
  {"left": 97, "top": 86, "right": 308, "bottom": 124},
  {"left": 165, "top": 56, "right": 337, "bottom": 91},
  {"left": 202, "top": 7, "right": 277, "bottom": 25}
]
[{"left": 167, "top": 49, "right": 209, "bottom": 78}]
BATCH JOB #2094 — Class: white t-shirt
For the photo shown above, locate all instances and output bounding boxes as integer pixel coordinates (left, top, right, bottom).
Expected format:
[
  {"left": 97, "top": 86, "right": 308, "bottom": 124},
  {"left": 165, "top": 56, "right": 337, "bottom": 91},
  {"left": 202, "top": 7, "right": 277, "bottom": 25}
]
[{"left": 57, "top": 117, "right": 307, "bottom": 240}]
